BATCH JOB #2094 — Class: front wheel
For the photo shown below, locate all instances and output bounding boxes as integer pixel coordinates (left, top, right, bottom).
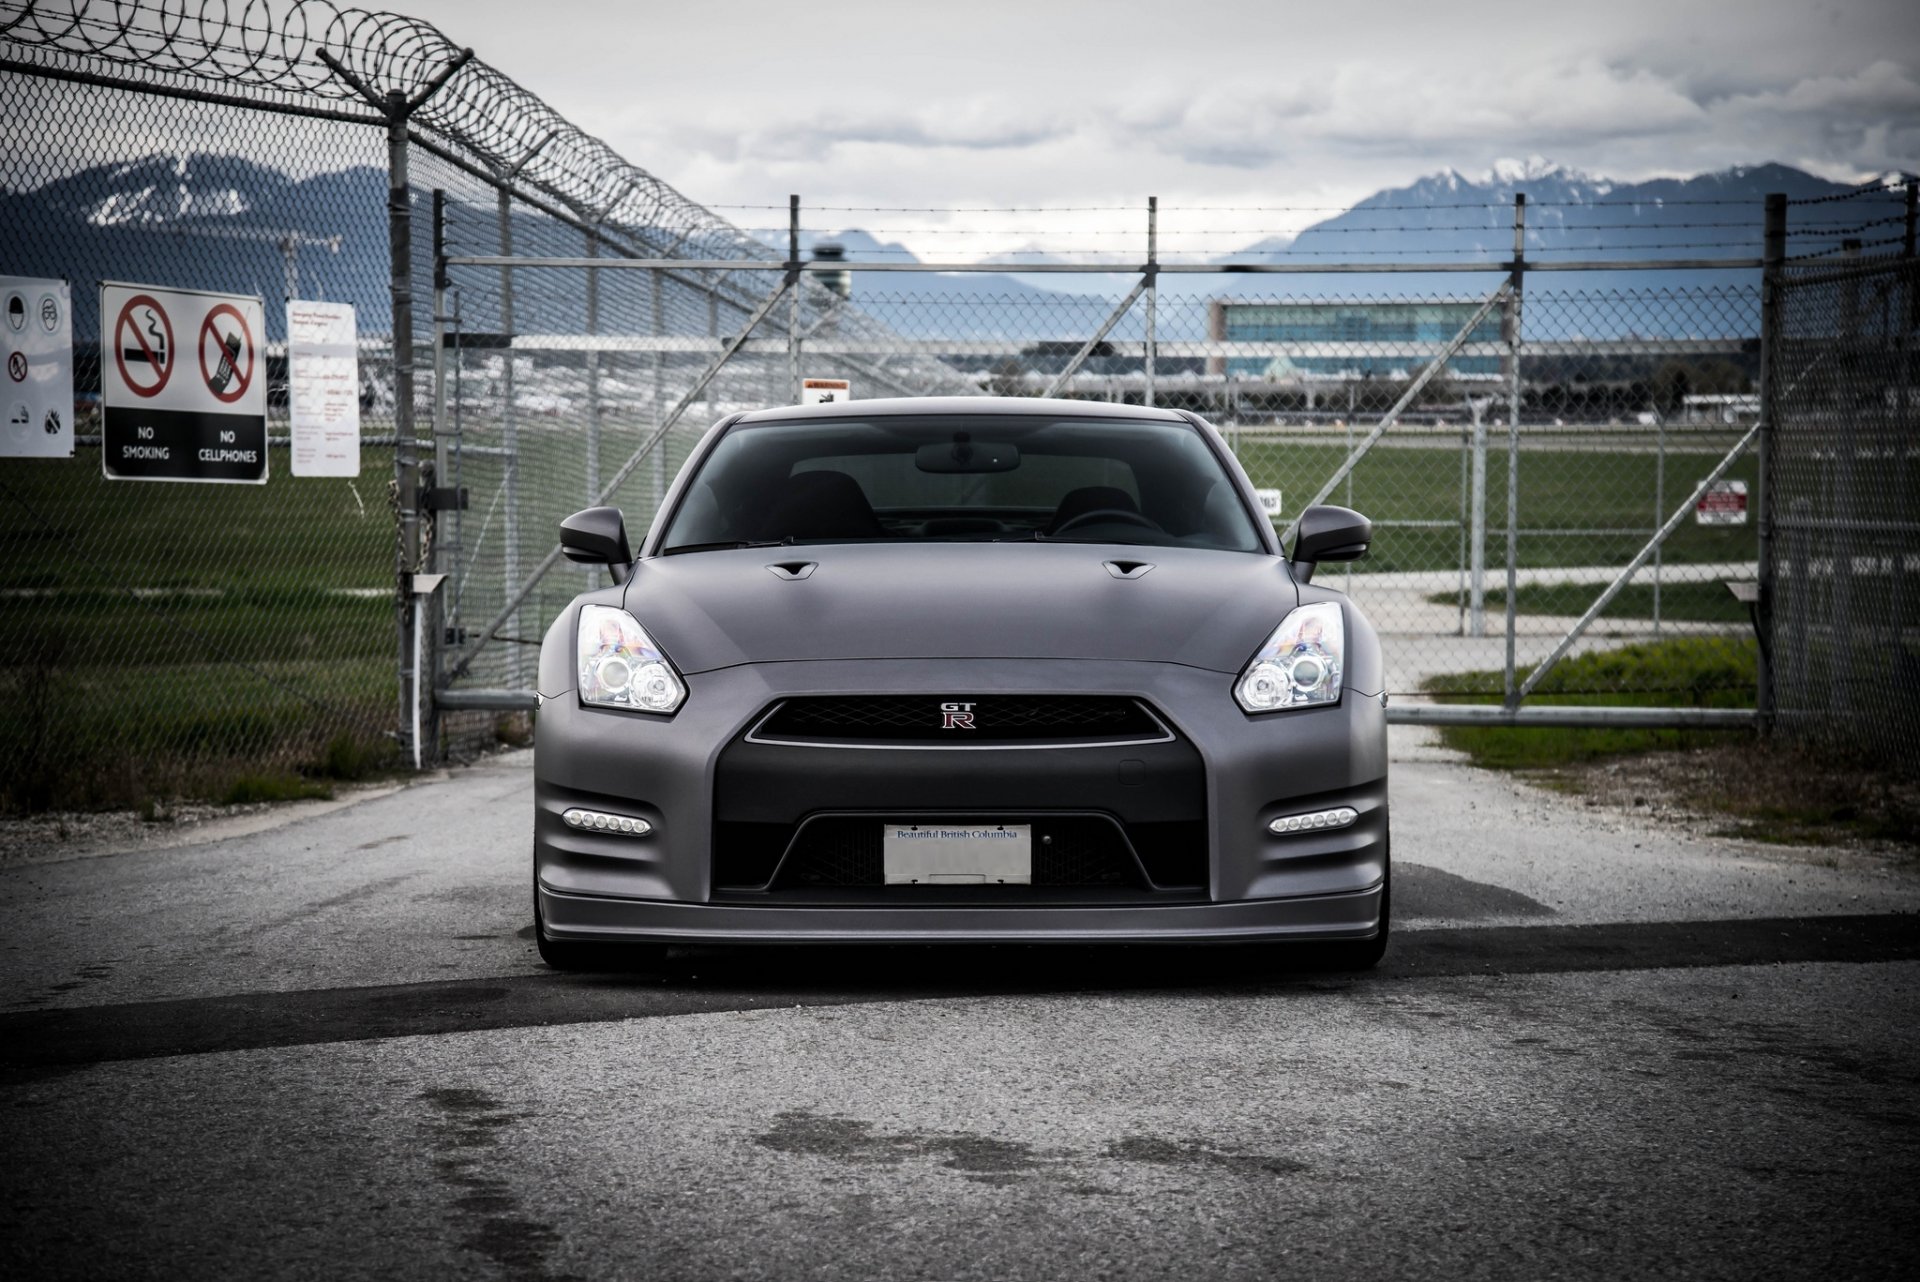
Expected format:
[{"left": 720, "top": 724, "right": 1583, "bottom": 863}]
[{"left": 1320, "top": 833, "right": 1390, "bottom": 970}]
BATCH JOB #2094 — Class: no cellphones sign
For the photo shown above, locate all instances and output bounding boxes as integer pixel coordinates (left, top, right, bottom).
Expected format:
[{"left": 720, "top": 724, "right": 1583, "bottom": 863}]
[{"left": 100, "top": 282, "right": 267, "bottom": 483}]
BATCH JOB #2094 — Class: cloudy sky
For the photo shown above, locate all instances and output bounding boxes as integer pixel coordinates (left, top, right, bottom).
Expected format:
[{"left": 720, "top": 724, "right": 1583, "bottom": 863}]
[{"left": 392, "top": 0, "right": 1917, "bottom": 252}]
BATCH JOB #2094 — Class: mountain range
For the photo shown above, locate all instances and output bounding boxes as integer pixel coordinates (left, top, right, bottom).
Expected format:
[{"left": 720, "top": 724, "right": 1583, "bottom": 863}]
[{"left": 4, "top": 154, "right": 1908, "bottom": 348}]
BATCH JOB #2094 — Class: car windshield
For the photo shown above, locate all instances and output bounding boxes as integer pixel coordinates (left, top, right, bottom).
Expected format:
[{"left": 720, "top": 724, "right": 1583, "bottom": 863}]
[{"left": 660, "top": 414, "right": 1265, "bottom": 553}]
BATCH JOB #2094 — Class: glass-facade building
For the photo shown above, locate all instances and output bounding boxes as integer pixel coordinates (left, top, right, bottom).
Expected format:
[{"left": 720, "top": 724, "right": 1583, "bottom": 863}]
[{"left": 1208, "top": 300, "right": 1504, "bottom": 380}]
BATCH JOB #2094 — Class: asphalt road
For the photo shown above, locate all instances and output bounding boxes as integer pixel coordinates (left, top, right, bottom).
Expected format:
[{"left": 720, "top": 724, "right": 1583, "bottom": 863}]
[{"left": 3, "top": 741, "right": 1916, "bottom": 1280}]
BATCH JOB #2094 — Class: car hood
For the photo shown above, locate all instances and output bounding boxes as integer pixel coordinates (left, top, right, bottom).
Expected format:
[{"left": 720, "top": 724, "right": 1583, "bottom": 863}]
[{"left": 621, "top": 542, "right": 1298, "bottom": 675}]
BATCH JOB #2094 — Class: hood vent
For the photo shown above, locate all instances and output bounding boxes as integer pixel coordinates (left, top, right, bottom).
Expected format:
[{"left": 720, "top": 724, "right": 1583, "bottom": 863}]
[
  {"left": 766, "top": 561, "right": 817, "bottom": 581},
  {"left": 1104, "top": 560, "right": 1154, "bottom": 580}
]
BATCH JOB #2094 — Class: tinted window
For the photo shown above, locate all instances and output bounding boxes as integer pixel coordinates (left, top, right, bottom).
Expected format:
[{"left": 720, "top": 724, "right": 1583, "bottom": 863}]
[{"left": 660, "top": 415, "right": 1264, "bottom": 553}]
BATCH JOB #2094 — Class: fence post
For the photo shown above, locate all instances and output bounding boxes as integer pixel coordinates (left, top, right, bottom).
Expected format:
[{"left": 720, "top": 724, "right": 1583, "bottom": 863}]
[
  {"left": 1653, "top": 415, "right": 1665, "bottom": 637},
  {"left": 426, "top": 188, "right": 452, "bottom": 757},
  {"left": 1502, "top": 193, "right": 1526, "bottom": 706},
  {"left": 380, "top": 89, "right": 425, "bottom": 766},
  {"left": 651, "top": 268, "right": 667, "bottom": 512},
  {"left": 585, "top": 219, "right": 601, "bottom": 591},
  {"left": 1144, "top": 197, "right": 1158, "bottom": 408},
  {"left": 1756, "top": 192, "right": 1786, "bottom": 735},
  {"left": 496, "top": 184, "right": 523, "bottom": 692},
  {"left": 1469, "top": 396, "right": 1488, "bottom": 636},
  {"left": 1455, "top": 419, "right": 1469, "bottom": 635},
  {"left": 788, "top": 194, "right": 801, "bottom": 404},
  {"left": 1896, "top": 182, "right": 1916, "bottom": 666}
]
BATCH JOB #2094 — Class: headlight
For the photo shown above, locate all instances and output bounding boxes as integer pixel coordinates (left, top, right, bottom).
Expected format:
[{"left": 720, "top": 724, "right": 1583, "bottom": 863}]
[
  {"left": 577, "top": 604, "right": 686, "bottom": 713},
  {"left": 1235, "top": 602, "right": 1345, "bottom": 713}
]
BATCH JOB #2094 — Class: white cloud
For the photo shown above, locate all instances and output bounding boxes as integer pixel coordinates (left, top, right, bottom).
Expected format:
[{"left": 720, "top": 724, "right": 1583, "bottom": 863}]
[{"left": 375, "top": 0, "right": 1919, "bottom": 256}]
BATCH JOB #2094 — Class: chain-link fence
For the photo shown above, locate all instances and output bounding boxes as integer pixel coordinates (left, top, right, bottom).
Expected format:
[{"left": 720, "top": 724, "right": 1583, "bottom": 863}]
[
  {"left": 2, "top": 1, "right": 1914, "bottom": 810},
  {"left": 1770, "top": 251, "right": 1919, "bottom": 763},
  {"left": 0, "top": 41, "right": 399, "bottom": 811}
]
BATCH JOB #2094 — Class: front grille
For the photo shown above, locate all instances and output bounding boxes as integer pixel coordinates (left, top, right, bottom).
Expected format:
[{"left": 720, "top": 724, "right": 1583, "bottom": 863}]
[
  {"left": 752, "top": 695, "right": 1165, "bottom": 744},
  {"left": 713, "top": 815, "right": 1207, "bottom": 891}
]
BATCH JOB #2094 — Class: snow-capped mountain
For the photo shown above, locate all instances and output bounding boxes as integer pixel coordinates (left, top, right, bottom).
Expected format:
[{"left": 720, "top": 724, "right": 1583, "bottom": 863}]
[{"left": 5, "top": 152, "right": 1906, "bottom": 351}]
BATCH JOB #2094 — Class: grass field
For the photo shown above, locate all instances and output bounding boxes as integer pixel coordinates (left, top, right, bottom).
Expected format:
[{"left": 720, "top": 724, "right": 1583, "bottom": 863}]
[
  {"left": 1420, "top": 637, "right": 1759, "bottom": 767},
  {"left": 0, "top": 446, "right": 400, "bottom": 810},
  {"left": 1425, "top": 580, "right": 1754, "bottom": 624},
  {"left": 1418, "top": 637, "right": 1915, "bottom": 849},
  {"left": 0, "top": 426, "right": 1759, "bottom": 809},
  {"left": 1234, "top": 438, "right": 1759, "bottom": 574}
]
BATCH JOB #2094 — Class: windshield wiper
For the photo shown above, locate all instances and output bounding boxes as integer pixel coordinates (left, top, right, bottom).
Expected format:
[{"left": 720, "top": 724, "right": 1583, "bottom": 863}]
[{"left": 660, "top": 538, "right": 794, "bottom": 556}]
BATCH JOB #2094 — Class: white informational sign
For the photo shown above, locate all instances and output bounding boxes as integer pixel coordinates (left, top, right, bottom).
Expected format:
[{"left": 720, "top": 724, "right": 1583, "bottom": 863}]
[
  {"left": 1695, "top": 479, "right": 1748, "bottom": 526},
  {"left": 287, "top": 300, "right": 360, "bottom": 477},
  {"left": 100, "top": 281, "right": 267, "bottom": 483},
  {"left": 802, "top": 377, "right": 851, "bottom": 405},
  {"left": 1253, "top": 487, "right": 1284, "bottom": 521},
  {"left": 1, "top": 275, "right": 74, "bottom": 458}
]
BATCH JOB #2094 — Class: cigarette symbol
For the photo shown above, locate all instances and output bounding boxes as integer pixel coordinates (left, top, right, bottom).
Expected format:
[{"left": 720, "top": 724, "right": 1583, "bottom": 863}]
[{"left": 124, "top": 307, "right": 166, "bottom": 366}]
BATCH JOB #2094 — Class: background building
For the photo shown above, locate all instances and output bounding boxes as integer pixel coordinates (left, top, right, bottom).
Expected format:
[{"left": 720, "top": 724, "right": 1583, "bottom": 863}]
[{"left": 1208, "top": 298, "right": 1506, "bottom": 380}]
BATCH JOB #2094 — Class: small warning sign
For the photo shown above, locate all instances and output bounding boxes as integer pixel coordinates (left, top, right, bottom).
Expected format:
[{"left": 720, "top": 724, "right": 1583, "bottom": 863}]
[
  {"left": 101, "top": 282, "right": 266, "bottom": 484},
  {"left": 287, "top": 300, "right": 360, "bottom": 478},
  {"left": 1694, "top": 479, "right": 1748, "bottom": 526},
  {"left": 1, "top": 275, "right": 73, "bottom": 459},
  {"left": 1253, "top": 487, "right": 1284, "bottom": 521},
  {"left": 801, "top": 377, "right": 850, "bottom": 405}
]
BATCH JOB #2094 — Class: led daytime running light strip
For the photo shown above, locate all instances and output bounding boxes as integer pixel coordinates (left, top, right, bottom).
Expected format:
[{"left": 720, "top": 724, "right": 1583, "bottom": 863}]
[
  {"left": 563, "top": 808, "right": 653, "bottom": 837},
  {"left": 1267, "top": 807, "right": 1358, "bottom": 835}
]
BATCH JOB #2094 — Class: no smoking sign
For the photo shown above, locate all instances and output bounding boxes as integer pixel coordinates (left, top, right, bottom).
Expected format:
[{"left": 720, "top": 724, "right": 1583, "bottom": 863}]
[{"left": 101, "top": 282, "right": 266, "bottom": 484}]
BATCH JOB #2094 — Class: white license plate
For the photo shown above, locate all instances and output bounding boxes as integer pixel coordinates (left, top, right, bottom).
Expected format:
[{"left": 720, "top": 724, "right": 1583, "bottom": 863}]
[{"left": 882, "top": 823, "right": 1032, "bottom": 885}]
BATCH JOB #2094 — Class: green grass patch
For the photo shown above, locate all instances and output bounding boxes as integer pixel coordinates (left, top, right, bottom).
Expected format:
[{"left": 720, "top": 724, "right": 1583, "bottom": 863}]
[
  {"left": 1425, "top": 580, "right": 1752, "bottom": 624},
  {"left": 315, "top": 731, "right": 400, "bottom": 781},
  {"left": 1422, "top": 636, "right": 1757, "bottom": 769},
  {"left": 221, "top": 773, "right": 336, "bottom": 805},
  {"left": 1228, "top": 438, "right": 1759, "bottom": 574}
]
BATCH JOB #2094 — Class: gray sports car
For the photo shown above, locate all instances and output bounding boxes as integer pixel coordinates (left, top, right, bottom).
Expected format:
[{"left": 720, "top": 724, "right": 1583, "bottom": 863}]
[{"left": 532, "top": 397, "right": 1388, "bottom": 967}]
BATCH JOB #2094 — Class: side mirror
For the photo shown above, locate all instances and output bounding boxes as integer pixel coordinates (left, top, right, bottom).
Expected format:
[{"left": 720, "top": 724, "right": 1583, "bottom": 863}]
[
  {"left": 1290, "top": 504, "right": 1371, "bottom": 584},
  {"left": 560, "top": 506, "right": 632, "bottom": 584}
]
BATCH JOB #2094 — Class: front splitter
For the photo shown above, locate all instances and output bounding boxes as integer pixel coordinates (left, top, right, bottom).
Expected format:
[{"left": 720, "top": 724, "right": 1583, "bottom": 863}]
[{"left": 538, "top": 881, "right": 1384, "bottom": 945}]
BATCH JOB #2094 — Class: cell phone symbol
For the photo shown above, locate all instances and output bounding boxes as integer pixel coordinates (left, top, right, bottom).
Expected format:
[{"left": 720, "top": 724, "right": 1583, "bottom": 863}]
[{"left": 208, "top": 330, "right": 243, "bottom": 393}]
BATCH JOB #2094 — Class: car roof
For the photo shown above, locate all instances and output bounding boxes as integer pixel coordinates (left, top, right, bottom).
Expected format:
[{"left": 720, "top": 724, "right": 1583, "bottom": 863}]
[{"left": 732, "top": 396, "right": 1195, "bottom": 424}]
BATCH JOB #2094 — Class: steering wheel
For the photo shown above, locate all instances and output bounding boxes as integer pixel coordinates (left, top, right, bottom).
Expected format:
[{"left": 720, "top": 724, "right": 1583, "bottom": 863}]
[{"left": 1051, "top": 508, "right": 1164, "bottom": 536}]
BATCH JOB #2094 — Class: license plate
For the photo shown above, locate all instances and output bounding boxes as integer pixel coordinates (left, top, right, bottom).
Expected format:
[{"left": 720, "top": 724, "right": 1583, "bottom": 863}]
[{"left": 882, "top": 823, "right": 1032, "bottom": 885}]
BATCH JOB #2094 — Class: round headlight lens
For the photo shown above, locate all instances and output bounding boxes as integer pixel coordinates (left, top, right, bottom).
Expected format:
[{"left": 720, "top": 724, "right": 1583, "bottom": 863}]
[
  {"left": 1237, "top": 661, "right": 1288, "bottom": 711},
  {"left": 596, "top": 655, "right": 633, "bottom": 694}
]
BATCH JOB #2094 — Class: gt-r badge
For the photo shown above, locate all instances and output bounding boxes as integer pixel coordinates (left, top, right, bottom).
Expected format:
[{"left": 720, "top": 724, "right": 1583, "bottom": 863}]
[{"left": 939, "top": 701, "right": 976, "bottom": 730}]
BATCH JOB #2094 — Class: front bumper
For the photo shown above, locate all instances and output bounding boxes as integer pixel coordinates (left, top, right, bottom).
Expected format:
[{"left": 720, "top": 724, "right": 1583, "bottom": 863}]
[
  {"left": 534, "top": 658, "right": 1387, "bottom": 943},
  {"left": 539, "top": 881, "right": 1384, "bottom": 944}
]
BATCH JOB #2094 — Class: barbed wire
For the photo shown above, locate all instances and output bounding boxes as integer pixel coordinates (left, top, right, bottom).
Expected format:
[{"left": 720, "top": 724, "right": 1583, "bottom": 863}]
[
  {"left": 709, "top": 204, "right": 1142, "bottom": 213},
  {"left": 743, "top": 221, "right": 1779, "bottom": 238},
  {"left": 1785, "top": 212, "right": 1909, "bottom": 237},
  {"left": 787, "top": 242, "right": 1765, "bottom": 259},
  {"left": 1784, "top": 235, "right": 1909, "bottom": 262},
  {"left": 1786, "top": 178, "right": 1913, "bottom": 206},
  {"left": 0, "top": 0, "right": 775, "bottom": 267},
  {"left": 712, "top": 199, "right": 1773, "bottom": 215}
]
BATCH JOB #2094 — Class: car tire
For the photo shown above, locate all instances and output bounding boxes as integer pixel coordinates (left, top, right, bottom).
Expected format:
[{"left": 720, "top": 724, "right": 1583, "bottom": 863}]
[{"left": 1320, "top": 829, "right": 1390, "bottom": 971}]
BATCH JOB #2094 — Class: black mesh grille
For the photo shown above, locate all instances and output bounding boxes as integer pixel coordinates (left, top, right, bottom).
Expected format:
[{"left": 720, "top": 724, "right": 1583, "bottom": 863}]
[
  {"left": 713, "top": 815, "right": 1206, "bottom": 891},
  {"left": 754, "top": 696, "right": 1164, "bottom": 743}
]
